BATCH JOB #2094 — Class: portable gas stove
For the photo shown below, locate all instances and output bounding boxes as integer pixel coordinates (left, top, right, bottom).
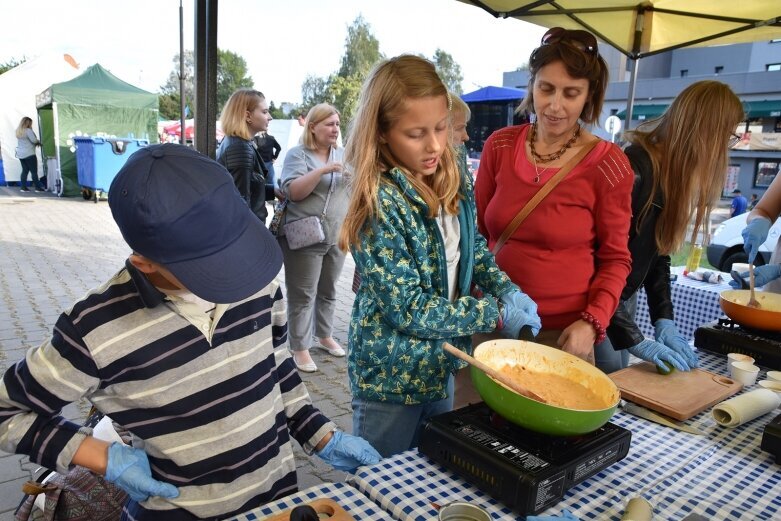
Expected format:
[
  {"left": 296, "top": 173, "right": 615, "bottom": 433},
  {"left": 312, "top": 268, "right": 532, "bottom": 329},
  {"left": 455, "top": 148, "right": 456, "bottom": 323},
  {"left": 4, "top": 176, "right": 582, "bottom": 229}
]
[
  {"left": 418, "top": 402, "right": 631, "bottom": 516},
  {"left": 694, "top": 318, "right": 781, "bottom": 369}
]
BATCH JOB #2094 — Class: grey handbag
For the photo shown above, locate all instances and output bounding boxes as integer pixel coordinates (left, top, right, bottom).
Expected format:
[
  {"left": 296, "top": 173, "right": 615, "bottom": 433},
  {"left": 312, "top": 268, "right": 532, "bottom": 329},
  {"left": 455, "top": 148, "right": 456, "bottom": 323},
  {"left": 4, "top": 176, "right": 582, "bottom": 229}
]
[{"left": 283, "top": 171, "right": 335, "bottom": 250}]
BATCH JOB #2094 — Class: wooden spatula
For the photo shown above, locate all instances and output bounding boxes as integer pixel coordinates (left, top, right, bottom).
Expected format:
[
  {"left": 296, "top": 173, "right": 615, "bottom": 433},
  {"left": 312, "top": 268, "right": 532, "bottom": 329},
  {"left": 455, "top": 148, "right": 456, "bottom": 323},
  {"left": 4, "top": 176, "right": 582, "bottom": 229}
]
[
  {"left": 748, "top": 263, "right": 761, "bottom": 308},
  {"left": 442, "top": 341, "right": 547, "bottom": 403}
]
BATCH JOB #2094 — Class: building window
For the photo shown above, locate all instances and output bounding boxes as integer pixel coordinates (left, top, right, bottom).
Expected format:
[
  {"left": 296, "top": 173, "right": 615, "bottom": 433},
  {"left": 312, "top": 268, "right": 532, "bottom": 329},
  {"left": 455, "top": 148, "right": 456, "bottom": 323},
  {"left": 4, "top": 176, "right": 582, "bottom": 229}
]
[
  {"left": 715, "top": 66, "right": 724, "bottom": 74},
  {"left": 680, "top": 69, "right": 689, "bottom": 77},
  {"left": 768, "top": 63, "right": 781, "bottom": 71},
  {"left": 755, "top": 160, "right": 780, "bottom": 188}
]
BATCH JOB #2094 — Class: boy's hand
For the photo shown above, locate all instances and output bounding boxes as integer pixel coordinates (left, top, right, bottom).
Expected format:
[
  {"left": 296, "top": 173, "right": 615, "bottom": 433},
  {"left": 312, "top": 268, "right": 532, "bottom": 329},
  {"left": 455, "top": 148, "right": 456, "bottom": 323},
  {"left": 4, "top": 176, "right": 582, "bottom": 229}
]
[
  {"left": 316, "top": 431, "right": 382, "bottom": 472},
  {"left": 105, "top": 442, "right": 179, "bottom": 502}
]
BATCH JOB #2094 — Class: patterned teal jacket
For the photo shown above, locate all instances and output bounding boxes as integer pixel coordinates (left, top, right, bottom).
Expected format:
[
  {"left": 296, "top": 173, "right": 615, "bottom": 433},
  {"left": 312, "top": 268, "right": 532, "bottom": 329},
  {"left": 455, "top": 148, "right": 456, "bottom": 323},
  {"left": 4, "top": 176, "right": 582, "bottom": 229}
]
[{"left": 348, "top": 167, "right": 519, "bottom": 404}]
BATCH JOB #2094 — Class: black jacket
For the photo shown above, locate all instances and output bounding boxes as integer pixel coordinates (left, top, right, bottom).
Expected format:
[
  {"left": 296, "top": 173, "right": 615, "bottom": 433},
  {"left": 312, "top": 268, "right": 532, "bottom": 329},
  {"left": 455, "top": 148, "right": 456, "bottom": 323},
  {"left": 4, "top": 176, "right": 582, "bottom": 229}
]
[
  {"left": 607, "top": 144, "right": 674, "bottom": 350},
  {"left": 253, "top": 134, "right": 281, "bottom": 163},
  {"left": 216, "top": 136, "right": 275, "bottom": 223}
]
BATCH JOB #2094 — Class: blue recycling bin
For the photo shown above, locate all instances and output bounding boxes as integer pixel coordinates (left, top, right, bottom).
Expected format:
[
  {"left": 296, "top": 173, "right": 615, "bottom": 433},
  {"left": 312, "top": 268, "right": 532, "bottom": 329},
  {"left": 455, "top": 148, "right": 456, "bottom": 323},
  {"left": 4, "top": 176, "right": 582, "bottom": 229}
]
[{"left": 74, "top": 137, "right": 148, "bottom": 195}]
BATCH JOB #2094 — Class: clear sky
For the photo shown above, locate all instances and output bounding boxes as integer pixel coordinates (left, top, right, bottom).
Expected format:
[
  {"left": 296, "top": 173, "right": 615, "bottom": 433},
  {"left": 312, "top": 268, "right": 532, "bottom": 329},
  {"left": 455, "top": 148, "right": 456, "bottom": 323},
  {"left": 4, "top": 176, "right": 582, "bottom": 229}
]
[{"left": 2, "top": 0, "right": 546, "bottom": 105}]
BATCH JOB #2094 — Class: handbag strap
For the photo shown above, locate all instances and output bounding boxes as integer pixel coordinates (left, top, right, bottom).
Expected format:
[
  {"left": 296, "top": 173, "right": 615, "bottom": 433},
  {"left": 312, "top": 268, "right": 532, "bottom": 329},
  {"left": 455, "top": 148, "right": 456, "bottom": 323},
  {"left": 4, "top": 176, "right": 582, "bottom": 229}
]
[
  {"left": 491, "top": 138, "right": 600, "bottom": 255},
  {"left": 321, "top": 171, "right": 335, "bottom": 219}
]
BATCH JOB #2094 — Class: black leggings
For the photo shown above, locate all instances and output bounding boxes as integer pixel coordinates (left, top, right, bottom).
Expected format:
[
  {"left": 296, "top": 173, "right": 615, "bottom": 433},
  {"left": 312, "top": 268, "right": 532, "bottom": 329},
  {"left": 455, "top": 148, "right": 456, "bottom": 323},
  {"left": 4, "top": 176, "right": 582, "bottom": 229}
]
[{"left": 19, "top": 155, "right": 43, "bottom": 190}]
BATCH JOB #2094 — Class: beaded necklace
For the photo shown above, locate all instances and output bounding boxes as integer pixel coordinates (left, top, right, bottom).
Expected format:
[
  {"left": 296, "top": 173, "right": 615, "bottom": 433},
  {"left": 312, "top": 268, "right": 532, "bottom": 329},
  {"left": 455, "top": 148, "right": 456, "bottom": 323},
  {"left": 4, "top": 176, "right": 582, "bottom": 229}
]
[{"left": 529, "top": 121, "right": 581, "bottom": 164}]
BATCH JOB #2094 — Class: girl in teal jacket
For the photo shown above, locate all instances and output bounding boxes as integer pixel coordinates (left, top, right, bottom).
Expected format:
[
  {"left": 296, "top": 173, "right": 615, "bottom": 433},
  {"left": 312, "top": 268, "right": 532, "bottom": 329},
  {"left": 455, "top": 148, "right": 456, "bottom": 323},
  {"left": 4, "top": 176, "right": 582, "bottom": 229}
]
[{"left": 338, "top": 55, "right": 541, "bottom": 457}]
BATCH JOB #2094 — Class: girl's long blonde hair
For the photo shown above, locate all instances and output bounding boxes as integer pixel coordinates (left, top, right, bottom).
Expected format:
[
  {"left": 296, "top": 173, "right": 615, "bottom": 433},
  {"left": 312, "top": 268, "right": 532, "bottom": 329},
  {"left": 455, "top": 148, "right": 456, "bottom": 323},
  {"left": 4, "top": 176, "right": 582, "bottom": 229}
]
[
  {"left": 16, "top": 117, "right": 32, "bottom": 139},
  {"left": 626, "top": 80, "right": 745, "bottom": 254},
  {"left": 339, "top": 55, "right": 460, "bottom": 251}
]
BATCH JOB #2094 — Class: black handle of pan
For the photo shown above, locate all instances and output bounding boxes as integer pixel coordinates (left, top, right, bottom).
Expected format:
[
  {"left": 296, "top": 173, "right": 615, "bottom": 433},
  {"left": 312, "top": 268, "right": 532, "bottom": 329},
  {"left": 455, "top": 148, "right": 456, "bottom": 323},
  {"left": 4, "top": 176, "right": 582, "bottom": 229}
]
[{"left": 518, "top": 325, "right": 535, "bottom": 341}]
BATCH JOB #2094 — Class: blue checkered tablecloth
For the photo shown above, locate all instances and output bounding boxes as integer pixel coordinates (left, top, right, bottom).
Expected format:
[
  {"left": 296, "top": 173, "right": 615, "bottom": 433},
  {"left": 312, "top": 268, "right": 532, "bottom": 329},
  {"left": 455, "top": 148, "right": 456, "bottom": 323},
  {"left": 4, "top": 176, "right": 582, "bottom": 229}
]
[
  {"left": 228, "top": 481, "right": 394, "bottom": 520},
  {"left": 635, "top": 270, "right": 732, "bottom": 341},
  {"left": 348, "top": 352, "right": 781, "bottom": 521}
]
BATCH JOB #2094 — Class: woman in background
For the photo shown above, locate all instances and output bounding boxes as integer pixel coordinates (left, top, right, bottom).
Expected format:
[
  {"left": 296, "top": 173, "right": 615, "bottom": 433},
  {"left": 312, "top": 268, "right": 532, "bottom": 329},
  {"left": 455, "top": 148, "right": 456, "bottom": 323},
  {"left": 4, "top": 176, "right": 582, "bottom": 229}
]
[
  {"left": 218, "top": 89, "right": 275, "bottom": 224},
  {"left": 279, "top": 104, "right": 350, "bottom": 373},
  {"left": 15, "top": 117, "right": 44, "bottom": 192}
]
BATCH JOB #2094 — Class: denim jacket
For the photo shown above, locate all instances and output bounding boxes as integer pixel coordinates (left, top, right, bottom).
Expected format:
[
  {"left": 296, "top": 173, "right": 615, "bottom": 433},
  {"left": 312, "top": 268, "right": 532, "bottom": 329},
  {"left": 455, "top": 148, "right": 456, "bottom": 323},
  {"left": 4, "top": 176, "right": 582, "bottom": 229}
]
[{"left": 348, "top": 166, "right": 518, "bottom": 404}]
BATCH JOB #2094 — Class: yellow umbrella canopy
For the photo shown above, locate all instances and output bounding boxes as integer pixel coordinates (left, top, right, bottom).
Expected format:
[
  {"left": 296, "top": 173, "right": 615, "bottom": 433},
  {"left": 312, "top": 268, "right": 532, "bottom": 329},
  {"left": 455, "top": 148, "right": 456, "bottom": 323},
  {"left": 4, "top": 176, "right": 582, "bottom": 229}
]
[
  {"left": 457, "top": 1, "right": 781, "bottom": 125},
  {"left": 457, "top": 0, "right": 781, "bottom": 58}
]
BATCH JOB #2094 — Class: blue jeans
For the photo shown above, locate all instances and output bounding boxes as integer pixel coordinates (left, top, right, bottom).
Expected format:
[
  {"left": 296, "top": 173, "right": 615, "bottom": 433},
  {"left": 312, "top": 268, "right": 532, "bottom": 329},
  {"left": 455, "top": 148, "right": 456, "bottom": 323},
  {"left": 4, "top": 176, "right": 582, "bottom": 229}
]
[
  {"left": 264, "top": 161, "right": 276, "bottom": 187},
  {"left": 352, "top": 375, "right": 454, "bottom": 458},
  {"left": 19, "top": 155, "right": 43, "bottom": 190},
  {"left": 594, "top": 293, "right": 638, "bottom": 374}
]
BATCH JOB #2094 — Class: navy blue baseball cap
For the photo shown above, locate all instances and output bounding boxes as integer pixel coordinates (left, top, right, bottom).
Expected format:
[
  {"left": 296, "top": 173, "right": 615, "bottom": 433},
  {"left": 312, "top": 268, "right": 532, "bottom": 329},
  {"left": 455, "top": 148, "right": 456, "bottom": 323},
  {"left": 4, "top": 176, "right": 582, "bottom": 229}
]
[{"left": 109, "top": 143, "right": 282, "bottom": 303}]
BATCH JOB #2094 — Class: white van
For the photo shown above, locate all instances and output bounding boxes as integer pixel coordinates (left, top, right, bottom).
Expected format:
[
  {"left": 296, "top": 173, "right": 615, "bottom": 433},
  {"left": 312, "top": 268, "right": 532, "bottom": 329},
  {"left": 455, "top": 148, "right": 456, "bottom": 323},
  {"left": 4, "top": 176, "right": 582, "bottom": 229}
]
[{"left": 707, "top": 214, "right": 781, "bottom": 272}]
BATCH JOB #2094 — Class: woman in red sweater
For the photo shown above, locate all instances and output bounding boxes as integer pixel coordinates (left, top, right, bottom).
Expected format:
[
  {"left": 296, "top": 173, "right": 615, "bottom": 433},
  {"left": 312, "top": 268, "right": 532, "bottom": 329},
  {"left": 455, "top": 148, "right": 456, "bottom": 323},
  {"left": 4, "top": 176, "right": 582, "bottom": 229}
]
[{"left": 475, "top": 28, "right": 633, "bottom": 367}]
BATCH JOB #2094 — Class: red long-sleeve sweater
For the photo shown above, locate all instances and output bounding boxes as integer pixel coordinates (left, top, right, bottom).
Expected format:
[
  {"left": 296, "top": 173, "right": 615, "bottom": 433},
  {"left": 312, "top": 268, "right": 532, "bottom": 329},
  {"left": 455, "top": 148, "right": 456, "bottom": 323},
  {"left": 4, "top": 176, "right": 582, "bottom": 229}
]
[{"left": 475, "top": 124, "right": 633, "bottom": 330}]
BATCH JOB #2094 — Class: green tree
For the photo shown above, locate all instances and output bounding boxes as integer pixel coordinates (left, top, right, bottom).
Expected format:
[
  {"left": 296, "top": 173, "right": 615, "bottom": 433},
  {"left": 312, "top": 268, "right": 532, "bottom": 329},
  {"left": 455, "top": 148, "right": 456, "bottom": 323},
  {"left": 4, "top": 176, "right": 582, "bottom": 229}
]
[
  {"left": 159, "top": 48, "right": 254, "bottom": 118},
  {"left": 301, "top": 74, "right": 333, "bottom": 108},
  {"left": 216, "top": 49, "right": 254, "bottom": 110},
  {"left": 0, "top": 56, "right": 26, "bottom": 75},
  {"left": 338, "top": 15, "right": 382, "bottom": 78},
  {"left": 432, "top": 49, "right": 463, "bottom": 94},
  {"left": 158, "top": 93, "right": 181, "bottom": 120}
]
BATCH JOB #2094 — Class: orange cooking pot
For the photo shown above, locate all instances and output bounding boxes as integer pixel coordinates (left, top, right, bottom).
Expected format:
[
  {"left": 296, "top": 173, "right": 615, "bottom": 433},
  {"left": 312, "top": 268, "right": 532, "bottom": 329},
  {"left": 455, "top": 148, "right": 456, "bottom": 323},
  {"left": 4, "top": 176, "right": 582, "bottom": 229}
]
[{"left": 719, "top": 289, "right": 781, "bottom": 332}]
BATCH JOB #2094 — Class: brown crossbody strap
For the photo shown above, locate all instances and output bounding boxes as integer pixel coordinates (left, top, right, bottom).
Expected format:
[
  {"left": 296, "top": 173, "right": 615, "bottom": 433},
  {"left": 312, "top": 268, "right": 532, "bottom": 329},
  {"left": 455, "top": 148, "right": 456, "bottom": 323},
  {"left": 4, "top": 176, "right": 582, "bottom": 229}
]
[{"left": 491, "top": 139, "right": 600, "bottom": 255}]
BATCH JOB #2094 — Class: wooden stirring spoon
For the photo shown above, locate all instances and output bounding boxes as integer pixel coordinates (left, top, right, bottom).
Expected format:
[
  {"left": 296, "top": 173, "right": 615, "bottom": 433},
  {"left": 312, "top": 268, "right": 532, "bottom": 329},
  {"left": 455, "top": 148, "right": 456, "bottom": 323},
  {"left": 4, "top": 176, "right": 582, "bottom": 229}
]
[
  {"left": 748, "top": 263, "right": 761, "bottom": 308},
  {"left": 442, "top": 342, "right": 547, "bottom": 403}
]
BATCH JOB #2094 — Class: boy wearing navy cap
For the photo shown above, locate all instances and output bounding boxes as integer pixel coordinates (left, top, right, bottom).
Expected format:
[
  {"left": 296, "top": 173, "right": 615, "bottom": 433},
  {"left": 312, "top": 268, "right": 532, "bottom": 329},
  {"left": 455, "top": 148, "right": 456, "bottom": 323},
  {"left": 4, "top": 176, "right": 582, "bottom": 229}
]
[{"left": 0, "top": 144, "right": 380, "bottom": 520}]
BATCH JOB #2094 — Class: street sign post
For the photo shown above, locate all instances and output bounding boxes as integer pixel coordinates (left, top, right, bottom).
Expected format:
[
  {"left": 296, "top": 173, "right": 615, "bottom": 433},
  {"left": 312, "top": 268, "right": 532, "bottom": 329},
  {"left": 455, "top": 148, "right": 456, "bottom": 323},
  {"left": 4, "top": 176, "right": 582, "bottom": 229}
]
[{"left": 605, "top": 115, "right": 622, "bottom": 143}]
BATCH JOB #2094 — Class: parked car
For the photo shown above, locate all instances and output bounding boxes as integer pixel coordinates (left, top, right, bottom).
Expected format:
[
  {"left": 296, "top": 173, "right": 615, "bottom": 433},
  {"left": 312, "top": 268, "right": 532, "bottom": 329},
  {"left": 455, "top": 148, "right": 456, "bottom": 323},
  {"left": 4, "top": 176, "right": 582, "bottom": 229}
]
[{"left": 707, "top": 214, "right": 781, "bottom": 272}]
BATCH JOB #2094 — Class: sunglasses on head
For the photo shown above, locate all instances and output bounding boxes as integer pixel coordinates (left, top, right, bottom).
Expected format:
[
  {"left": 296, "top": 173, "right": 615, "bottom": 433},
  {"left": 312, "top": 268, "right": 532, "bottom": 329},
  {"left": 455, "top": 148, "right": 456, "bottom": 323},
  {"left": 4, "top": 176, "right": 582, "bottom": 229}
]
[{"left": 541, "top": 27, "right": 598, "bottom": 54}]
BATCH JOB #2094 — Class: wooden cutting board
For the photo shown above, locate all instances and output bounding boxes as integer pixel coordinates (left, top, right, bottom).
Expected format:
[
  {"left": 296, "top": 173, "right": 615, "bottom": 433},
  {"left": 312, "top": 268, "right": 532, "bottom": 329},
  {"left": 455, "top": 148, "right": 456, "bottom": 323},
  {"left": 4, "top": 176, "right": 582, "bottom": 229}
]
[
  {"left": 609, "top": 362, "right": 743, "bottom": 420},
  {"left": 260, "top": 498, "right": 355, "bottom": 521}
]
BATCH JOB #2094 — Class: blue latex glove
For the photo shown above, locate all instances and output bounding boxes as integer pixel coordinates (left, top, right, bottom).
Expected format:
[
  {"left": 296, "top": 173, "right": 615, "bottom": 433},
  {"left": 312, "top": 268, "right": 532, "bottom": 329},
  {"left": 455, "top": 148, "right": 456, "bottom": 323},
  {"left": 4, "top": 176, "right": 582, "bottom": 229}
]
[
  {"left": 628, "top": 339, "right": 690, "bottom": 372},
  {"left": 742, "top": 217, "right": 772, "bottom": 264},
  {"left": 105, "top": 442, "right": 179, "bottom": 502},
  {"left": 316, "top": 431, "right": 382, "bottom": 472},
  {"left": 654, "top": 318, "right": 699, "bottom": 368},
  {"left": 729, "top": 264, "right": 781, "bottom": 288},
  {"left": 526, "top": 510, "right": 579, "bottom": 521},
  {"left": 499, "top": 290, "right": 542, "bottom": 339}
]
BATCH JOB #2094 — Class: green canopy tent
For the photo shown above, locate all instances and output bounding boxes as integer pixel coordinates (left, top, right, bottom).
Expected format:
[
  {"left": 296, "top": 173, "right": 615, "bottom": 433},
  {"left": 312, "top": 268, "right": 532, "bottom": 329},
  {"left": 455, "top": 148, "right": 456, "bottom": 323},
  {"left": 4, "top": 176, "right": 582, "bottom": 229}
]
[{"left": 36, "top": 64, "right": 158, "bottom": 196}]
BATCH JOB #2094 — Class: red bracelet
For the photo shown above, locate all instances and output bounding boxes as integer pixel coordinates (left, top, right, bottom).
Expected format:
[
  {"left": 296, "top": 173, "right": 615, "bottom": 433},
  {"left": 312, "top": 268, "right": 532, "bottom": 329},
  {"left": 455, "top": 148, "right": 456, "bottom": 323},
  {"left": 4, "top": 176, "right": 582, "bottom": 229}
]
[{"left": 581, "top": 311, "right": 606, "bottom": 344}]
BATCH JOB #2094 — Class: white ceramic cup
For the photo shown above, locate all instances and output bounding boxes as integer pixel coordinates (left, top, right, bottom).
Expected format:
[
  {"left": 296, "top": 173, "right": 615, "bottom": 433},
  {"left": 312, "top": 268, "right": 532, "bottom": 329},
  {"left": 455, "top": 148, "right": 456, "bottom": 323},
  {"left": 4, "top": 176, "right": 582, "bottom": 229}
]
[
  {"left": 727, "top": 353, "right": 755, "bottom": 366},
  {"left": 766, "top": 371, "right": 781, "bottom": 383},
  {"left": 758, "top": 380, "right": 781, "bottom": 400},
  {"left": 730, "top": 361, "right": 760, "bottom": 386}
]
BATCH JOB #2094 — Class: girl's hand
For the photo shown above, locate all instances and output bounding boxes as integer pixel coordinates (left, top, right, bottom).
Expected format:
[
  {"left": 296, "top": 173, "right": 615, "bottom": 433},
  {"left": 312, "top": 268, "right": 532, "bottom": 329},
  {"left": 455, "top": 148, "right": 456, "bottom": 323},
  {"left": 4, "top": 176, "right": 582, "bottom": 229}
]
[{"left": 557, "top": 320, "right": 596, "bottom": 365}]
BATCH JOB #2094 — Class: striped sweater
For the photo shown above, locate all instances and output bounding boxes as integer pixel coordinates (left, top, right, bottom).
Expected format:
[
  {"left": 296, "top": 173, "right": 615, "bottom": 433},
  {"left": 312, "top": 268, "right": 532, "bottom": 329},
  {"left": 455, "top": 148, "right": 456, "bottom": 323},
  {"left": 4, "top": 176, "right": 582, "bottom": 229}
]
[{"left": 0, "top": 261, "right": 335, "bottom": 520}]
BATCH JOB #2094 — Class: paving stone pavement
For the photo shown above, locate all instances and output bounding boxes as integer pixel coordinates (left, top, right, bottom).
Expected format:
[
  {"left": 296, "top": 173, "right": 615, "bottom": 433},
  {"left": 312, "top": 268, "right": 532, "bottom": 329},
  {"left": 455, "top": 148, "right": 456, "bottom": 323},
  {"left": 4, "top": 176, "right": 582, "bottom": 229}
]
[{"left": 0, "top": 187, "right": 356, "bottom": 519}]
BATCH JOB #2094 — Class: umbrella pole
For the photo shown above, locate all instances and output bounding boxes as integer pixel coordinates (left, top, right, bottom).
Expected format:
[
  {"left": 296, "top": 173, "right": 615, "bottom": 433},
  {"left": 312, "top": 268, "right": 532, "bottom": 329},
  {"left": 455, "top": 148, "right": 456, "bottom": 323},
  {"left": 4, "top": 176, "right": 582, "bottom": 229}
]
[{"left": 624, "top": 57, "right": 639, "bottom": 134}]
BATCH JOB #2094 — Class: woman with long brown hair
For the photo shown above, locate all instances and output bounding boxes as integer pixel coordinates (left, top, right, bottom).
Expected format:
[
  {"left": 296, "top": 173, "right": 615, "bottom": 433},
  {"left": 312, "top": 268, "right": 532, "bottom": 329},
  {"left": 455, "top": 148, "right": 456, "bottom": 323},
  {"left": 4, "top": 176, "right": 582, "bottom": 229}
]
[{"left": 605, "top": 80, "right": 746, "bottom": 372}]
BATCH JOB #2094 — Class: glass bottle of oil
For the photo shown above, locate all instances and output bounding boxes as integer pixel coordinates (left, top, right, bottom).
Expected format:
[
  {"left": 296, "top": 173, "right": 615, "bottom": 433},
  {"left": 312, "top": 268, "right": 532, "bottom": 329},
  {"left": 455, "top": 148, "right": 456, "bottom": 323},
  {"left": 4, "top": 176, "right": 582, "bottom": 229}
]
[{"left": 684, "top": 243, "right": 702, "bottom": 275}]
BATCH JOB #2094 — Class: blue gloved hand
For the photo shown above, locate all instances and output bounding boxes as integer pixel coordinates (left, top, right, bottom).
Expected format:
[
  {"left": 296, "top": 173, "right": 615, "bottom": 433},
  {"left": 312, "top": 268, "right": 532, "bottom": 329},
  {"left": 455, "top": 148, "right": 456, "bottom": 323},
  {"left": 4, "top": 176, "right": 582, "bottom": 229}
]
[
  {"left": 316, "top": 431, "right": 382, "bottom": 472},
  {"left": 654, "top": 318, "right": 699, "bottom": 368},
  {"left": 628, "top": 339, "right": 690, "bottom": 372},
  {"left": 742, "top": 217, "right": 772, "bottom": 264},
  {"left": 105, "top": 442, "right": 179, "bottom": 502},
  {"left": 526, "top": 509, "right": 579, "bottom": 521},
  {"left": 728, "top": 264, "right": 781, "bottom": 288},
  {"left": 498, "top": 290, "right": 542, "bottom": 339}
]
